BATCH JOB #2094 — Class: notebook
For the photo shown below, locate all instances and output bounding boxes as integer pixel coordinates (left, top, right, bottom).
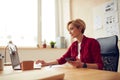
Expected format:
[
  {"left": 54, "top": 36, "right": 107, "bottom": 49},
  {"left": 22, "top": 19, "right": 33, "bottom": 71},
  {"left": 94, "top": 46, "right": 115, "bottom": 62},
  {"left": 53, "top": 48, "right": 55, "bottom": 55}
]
[{"left": 9, "top": 45, "right": 41, "bottom": 70}]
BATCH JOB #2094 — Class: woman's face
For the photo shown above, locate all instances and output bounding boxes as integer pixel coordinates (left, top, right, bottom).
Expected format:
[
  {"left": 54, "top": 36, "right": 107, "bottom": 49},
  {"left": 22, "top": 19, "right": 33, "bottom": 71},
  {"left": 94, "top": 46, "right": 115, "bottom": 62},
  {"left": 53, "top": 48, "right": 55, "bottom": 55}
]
[{"left": 68, "top": 23, "right": 81, "bottom": 38}]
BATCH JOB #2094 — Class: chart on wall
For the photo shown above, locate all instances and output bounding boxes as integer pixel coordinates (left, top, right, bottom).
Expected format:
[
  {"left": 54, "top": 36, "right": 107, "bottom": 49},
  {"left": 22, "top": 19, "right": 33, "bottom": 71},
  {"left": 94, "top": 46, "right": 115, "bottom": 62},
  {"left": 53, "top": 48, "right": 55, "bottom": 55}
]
[{"left": 103, "top": 0, "right": 119, "bottom": 39}]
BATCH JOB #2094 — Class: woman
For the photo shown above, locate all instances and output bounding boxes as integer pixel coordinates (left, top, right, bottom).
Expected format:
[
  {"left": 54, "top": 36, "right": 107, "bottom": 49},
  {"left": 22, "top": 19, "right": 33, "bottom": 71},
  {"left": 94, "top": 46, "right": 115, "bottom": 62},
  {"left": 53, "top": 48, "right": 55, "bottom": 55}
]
[{"left": 36, "top": 19, "right": 103, "bottom": 70}]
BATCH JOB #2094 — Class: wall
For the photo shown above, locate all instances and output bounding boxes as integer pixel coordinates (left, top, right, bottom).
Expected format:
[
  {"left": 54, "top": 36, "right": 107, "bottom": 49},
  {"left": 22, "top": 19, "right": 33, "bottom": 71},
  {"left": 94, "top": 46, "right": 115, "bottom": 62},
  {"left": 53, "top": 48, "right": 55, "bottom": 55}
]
[
  {"left": 70, "top": 0, "right": 120, "bottom": 48},
  {"left": 70, "top": 0, "right": 109, "bottom": 37}
]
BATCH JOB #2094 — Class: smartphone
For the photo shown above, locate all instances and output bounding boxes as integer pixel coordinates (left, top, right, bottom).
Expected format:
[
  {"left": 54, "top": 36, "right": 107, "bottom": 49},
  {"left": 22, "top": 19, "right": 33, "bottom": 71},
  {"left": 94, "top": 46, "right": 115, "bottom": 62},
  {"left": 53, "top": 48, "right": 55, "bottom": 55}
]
[{"left": 65, "top": 57, "right": 75, "bottom": 61}]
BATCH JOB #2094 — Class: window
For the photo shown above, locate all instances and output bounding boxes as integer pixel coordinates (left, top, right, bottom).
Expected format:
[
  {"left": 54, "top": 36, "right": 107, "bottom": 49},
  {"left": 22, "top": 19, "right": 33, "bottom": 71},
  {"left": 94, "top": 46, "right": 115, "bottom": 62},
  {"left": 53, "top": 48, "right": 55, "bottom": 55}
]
[
  {"left": 0, "top": 0, "right": 56, "bottom": 47},
  {"left": 0, "top": 0, "right": 38, "bottom": 47},
  {"left": 0, "top": 0, "right": 69, "bottom": 48},
  {"left": 41, "top": 0, "right": 56, "bottom": 45}
]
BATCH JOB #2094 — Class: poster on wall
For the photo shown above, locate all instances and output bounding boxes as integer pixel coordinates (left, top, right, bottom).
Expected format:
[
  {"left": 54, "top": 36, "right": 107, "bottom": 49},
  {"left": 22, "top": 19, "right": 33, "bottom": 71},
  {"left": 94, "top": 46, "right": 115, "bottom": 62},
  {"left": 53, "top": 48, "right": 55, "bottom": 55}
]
[
  {"left": 104, "top": 12, "right": 118, "bottom": 24},
  {"left": 93, "top": 16, "right": 102, "bottom": 30},
  {"left": 104, "top": 0, "right": 117, "bottom": 13},
  {"left": 104, "top": 23, "right": 119, "bottom": 37},
  {"left": 103, "top": 0, "right": 120, "bottom": 39}
]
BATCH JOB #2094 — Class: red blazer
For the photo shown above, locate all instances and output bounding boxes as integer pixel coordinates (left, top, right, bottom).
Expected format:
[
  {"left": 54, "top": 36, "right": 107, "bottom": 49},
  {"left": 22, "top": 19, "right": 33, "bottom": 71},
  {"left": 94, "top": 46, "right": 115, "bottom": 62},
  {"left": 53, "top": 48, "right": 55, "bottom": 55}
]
[{"left": 57, "top": 35, "right": 103, "bottom": 70}]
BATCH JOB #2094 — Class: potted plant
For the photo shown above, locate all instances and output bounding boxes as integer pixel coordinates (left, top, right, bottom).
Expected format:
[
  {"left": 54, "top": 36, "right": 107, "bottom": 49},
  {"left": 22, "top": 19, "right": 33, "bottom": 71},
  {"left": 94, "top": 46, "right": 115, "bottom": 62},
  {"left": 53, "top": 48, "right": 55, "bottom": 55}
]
[{"left": 50, "top": 41, "right": 56, "bottom": 48}]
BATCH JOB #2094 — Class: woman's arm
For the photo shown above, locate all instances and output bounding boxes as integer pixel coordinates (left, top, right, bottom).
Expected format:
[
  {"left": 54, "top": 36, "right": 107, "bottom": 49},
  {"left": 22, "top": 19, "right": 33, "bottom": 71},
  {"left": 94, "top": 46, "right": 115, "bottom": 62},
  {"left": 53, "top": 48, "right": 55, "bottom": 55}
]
[
  {"left": 68, "top": 59, "right": 98, "bottom": 69},
  {"left": 36, "top": 60, "right": 59, "bottom": 67}
]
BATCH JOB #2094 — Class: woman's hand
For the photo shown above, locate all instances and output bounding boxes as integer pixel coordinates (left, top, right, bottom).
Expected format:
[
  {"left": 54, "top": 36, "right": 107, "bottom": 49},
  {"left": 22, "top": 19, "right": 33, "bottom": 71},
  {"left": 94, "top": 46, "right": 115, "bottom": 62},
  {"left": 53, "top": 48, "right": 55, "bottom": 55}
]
[
  {"left": 68, "top": 58, "right": 82, "bottom": 68},
  {"left": 36, "top": 60, "right": 47, "bottom": 67}
]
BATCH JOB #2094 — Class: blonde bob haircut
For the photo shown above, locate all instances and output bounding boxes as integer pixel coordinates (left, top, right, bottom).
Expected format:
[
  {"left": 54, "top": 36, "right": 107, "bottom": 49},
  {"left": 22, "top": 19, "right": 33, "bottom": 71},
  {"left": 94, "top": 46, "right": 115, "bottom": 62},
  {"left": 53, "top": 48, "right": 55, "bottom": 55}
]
[{"left": 67, "top": 19, "right": 86, "bottom": 34}]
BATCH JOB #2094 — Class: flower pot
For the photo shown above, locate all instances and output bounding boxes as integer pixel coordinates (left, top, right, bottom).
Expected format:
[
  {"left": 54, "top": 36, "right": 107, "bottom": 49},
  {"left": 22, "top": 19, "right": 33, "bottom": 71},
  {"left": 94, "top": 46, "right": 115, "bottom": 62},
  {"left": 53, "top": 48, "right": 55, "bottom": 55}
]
[
  {"left": 51, "top": 44, "right": 55, "bottom": 48},
  {"left": 43, "top": 43, "right": 47, "bottom": 48}
]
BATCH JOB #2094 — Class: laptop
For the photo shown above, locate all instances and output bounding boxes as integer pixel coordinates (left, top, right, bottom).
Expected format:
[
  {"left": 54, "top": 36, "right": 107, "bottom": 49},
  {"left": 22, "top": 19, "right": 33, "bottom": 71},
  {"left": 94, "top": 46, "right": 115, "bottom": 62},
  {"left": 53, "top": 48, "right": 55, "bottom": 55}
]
[{"left": 9, "top": 44, "right": 41, "bottom": 70}]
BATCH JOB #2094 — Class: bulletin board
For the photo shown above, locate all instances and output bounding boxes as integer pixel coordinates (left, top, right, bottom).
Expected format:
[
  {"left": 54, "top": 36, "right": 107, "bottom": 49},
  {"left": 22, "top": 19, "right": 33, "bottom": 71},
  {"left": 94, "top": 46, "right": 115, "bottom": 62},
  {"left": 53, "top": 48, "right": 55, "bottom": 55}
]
[{"left": 93, "top": 0, "right": 120, "bottom": 40}]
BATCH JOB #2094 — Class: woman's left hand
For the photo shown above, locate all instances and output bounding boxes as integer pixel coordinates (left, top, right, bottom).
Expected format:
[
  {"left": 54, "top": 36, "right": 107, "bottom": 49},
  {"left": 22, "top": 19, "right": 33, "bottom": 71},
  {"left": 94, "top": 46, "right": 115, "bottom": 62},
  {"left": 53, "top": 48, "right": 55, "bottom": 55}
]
[{"left": 68, "top": 58, "right": 82, "bottom": 68}]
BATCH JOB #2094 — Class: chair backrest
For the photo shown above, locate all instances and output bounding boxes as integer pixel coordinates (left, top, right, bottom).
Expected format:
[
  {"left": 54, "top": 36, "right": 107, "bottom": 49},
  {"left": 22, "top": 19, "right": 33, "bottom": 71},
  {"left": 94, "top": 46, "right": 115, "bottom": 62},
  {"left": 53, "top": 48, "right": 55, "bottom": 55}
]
[{"left": 97, "top": 35, "right": 119, "bottom": 72}]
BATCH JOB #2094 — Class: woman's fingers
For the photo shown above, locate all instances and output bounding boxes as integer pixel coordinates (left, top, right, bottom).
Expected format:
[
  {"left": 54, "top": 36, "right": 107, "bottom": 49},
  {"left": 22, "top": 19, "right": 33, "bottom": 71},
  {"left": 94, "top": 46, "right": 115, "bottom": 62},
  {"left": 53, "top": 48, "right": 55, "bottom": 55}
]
[{"left": 36, "top": 60, "right": 45, "bottom": 64}]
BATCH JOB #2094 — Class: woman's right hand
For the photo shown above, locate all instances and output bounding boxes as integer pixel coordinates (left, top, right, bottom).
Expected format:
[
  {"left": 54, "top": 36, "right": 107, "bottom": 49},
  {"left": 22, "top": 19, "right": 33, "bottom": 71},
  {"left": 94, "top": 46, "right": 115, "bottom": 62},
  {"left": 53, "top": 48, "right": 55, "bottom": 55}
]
[{"left": 36, "top": 60, "right": 47, "bottom": 67}]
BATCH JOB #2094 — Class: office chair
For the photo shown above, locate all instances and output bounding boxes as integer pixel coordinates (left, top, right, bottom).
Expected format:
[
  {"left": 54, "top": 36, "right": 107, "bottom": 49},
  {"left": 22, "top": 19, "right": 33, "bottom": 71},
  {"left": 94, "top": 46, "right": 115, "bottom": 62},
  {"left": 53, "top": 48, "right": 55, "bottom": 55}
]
[{"left": 97, "top": 35, "right": 119, "bottom": 72}]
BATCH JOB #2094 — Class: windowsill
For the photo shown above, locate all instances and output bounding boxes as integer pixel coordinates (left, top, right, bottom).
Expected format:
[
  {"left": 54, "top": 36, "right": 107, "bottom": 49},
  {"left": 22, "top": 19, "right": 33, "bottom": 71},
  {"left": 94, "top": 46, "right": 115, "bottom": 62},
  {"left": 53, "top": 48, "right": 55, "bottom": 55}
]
[{"left": 0, "top": 47, "right": 67, "bottom": 50}]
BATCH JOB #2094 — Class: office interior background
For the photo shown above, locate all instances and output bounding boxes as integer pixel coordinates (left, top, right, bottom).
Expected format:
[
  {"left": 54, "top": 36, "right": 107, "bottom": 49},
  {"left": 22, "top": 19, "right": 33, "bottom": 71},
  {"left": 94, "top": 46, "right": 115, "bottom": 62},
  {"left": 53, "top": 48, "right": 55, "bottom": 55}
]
[{"left": 0, "top": 0, "right": 120, "bottom": 71}]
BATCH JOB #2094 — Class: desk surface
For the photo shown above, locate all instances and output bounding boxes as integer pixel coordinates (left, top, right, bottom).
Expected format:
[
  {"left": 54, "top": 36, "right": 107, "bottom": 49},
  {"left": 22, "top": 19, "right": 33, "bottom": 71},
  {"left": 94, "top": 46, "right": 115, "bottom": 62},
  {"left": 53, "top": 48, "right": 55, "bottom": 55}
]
[{"left": 0, "top": 64, "right": 120, "bottom": 80}]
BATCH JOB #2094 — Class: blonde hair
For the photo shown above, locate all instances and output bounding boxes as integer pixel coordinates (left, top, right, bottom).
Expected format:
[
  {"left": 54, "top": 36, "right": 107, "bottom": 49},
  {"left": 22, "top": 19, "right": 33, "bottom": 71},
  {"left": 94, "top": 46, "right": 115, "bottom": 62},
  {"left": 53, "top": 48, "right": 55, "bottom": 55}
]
[{"left": 67, "top": 19, "right": 86, "bottom": 34}]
